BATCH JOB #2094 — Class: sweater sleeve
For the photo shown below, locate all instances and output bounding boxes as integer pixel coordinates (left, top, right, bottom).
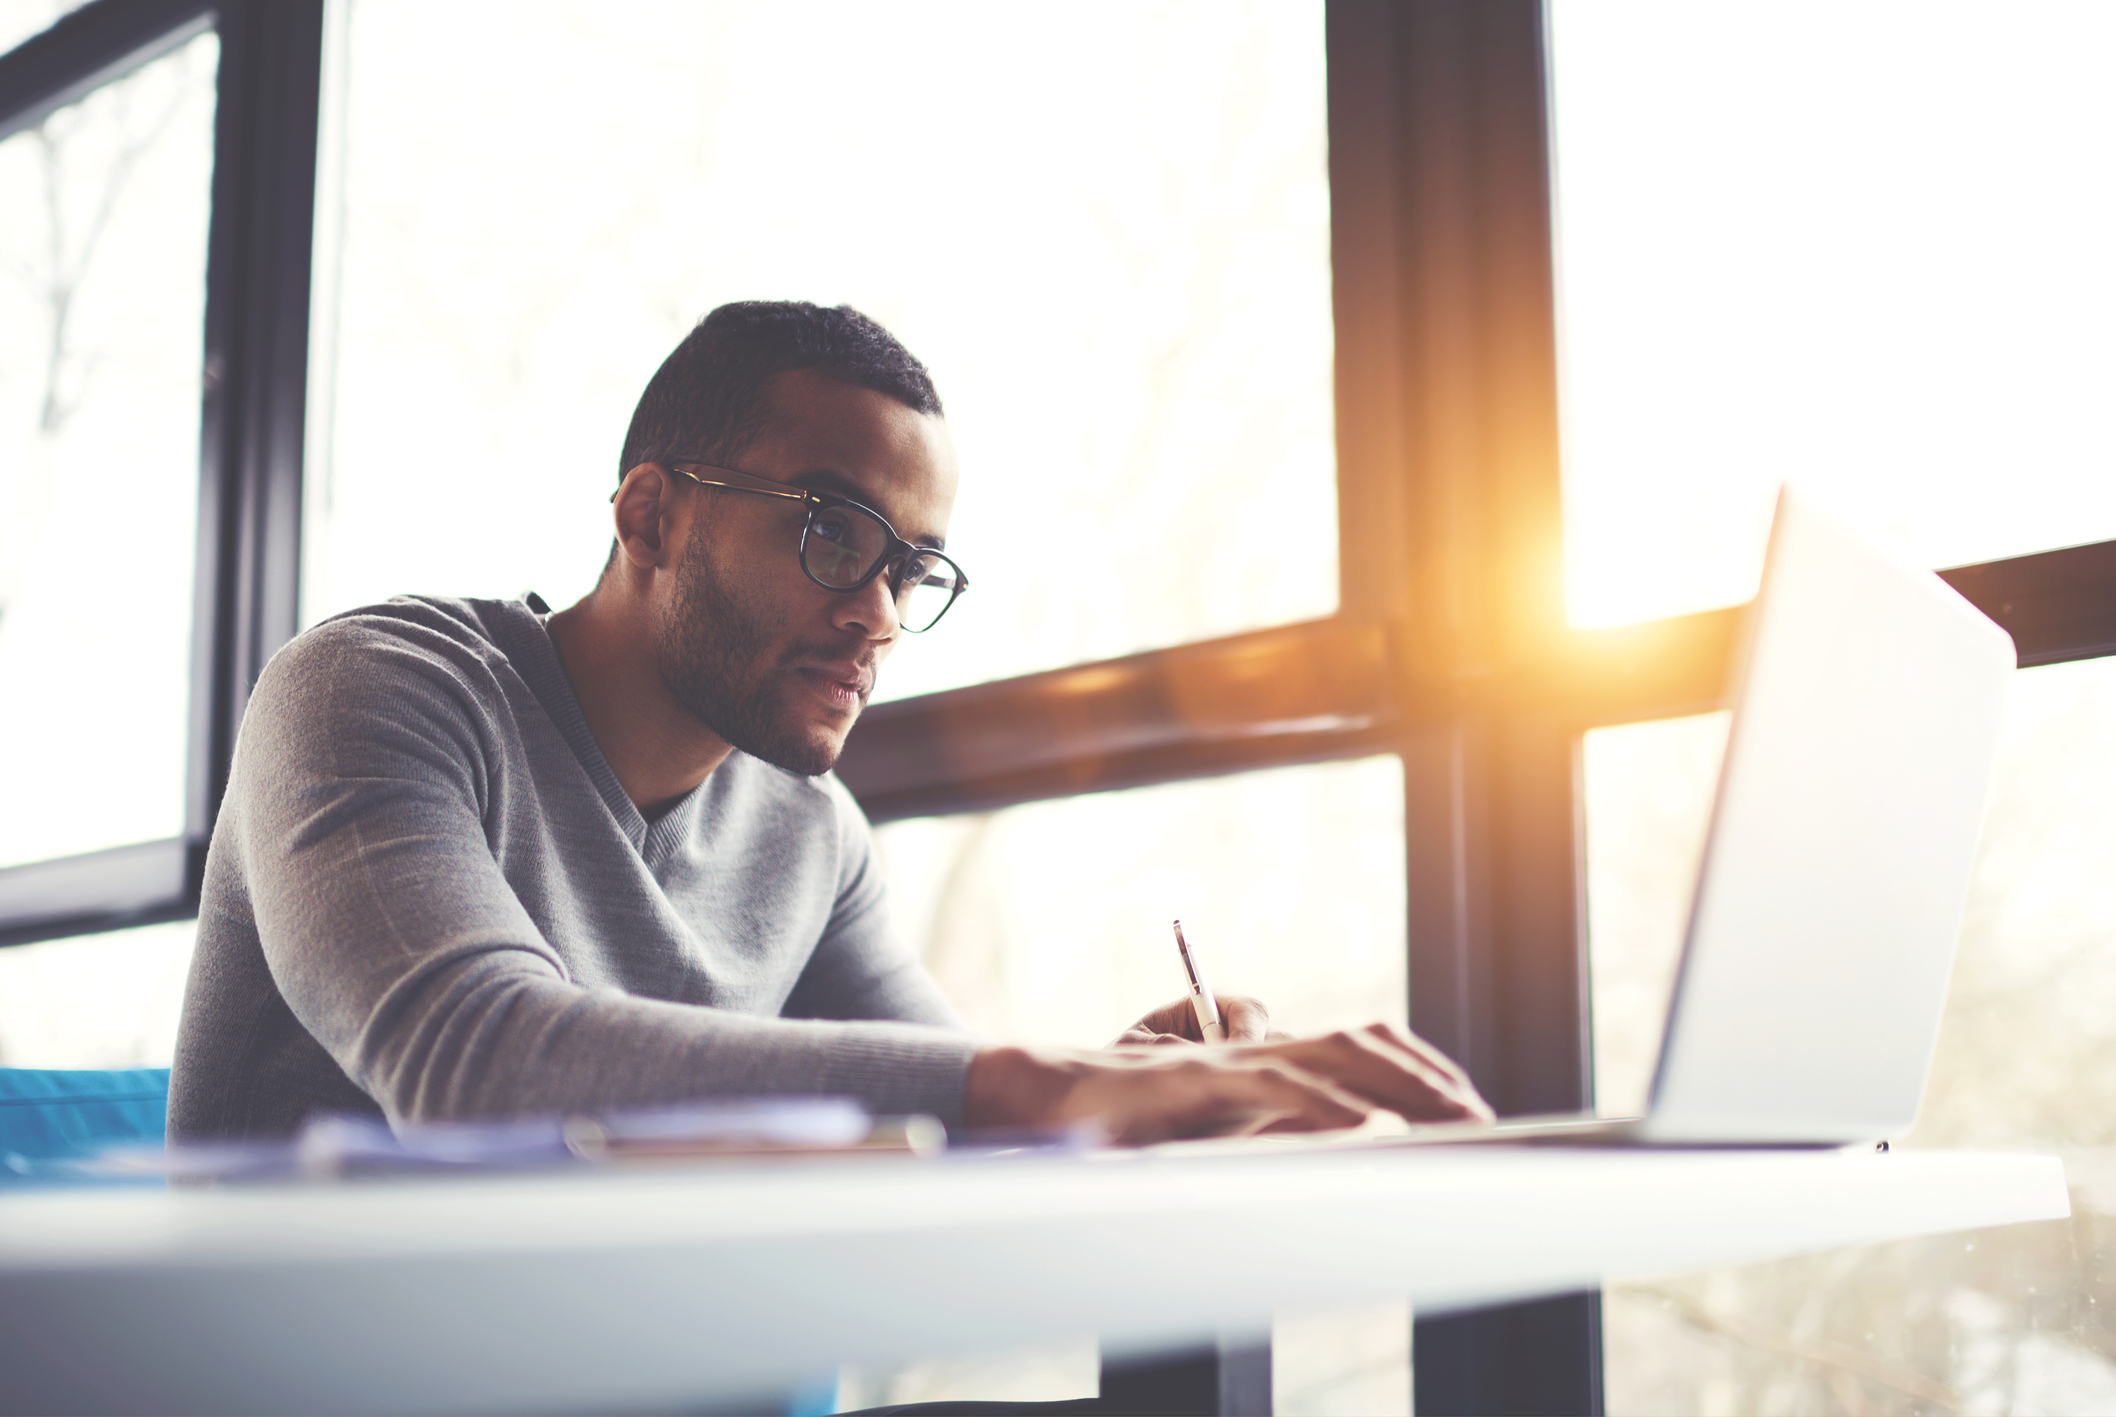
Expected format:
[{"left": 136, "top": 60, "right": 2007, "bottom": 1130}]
[
  {"left": 227, "top": 620, "right": 978, "bottom": 1128},
  {"left": 778, "top": 779, "right": 969, "bottom": 1031}
]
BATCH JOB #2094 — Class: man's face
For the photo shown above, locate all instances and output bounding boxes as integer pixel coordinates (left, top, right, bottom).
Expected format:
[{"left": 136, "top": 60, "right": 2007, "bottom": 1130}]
[{"left": 654, "top": 369, "right": 959, "bottom": 776}]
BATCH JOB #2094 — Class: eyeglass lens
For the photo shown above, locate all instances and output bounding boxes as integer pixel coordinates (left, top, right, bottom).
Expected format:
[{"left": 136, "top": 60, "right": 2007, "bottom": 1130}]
[{"left": 804, "top": 504, "right": 963, "bottom": 632}]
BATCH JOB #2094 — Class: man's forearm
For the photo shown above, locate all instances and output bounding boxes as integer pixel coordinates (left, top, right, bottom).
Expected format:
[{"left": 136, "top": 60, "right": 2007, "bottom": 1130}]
[{"left": 344, "top": 957, "right": 981, "bottom": 1127}]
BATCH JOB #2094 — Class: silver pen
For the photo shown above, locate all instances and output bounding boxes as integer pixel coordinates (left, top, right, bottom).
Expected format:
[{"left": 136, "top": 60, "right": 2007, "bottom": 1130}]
[{"left": 1172, "top": 920, "right": 1226, "bottom": 1043}]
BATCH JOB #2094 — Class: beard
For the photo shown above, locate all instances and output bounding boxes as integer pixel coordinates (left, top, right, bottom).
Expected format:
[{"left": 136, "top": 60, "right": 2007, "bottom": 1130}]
[{"left": 654, "top": 534, "right": 862, "bottom": 777}]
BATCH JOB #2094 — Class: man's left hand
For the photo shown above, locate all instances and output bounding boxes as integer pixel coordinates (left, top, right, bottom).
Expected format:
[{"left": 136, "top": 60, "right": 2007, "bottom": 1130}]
[{"left": 1111, "top": 995, "right": 1277, "bottom": 1047}]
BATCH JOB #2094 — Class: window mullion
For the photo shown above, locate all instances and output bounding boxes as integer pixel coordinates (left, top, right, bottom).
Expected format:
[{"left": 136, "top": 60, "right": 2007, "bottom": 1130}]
[{"left": 187, "top": 0, "right": 323, "bottom": 888}]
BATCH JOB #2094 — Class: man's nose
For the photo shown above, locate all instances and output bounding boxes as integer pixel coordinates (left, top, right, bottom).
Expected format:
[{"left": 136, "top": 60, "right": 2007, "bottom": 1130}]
[{"left": 830, "top": 572, "right": 900, "bottom": 641}]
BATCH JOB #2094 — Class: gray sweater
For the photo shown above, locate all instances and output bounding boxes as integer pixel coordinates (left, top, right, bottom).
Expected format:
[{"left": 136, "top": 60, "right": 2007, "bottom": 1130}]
[{"left": 168, "top": 595, "right": 978, "bottom": 1142}]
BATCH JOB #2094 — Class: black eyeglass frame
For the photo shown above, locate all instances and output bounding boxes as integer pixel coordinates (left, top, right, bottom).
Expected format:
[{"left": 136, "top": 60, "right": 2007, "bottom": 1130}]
[{"left": 612, "top": 460, "right": 969, "bottom": 632}]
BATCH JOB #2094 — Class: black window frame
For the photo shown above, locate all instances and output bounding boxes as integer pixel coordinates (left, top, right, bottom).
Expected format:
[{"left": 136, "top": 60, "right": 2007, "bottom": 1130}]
[{"left": 0, "top": 0, "right": 323, "bottom": 947}]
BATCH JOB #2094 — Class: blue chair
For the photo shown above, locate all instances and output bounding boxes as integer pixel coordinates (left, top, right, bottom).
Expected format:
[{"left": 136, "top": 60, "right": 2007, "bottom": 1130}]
[{"left": 0, "top": 1067, "right": 170, "bottom": 1182}]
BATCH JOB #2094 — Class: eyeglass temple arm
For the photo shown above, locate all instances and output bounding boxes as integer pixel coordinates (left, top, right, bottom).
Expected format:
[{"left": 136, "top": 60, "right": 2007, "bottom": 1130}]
[{"left": 607, "top": 464, "right": 816, "bottom": 505}]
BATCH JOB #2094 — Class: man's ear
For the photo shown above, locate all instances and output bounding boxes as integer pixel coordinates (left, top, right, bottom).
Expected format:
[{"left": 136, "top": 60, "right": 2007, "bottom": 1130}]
[{"left": 611, "top": 463, "right": 678, "bottom": 572}]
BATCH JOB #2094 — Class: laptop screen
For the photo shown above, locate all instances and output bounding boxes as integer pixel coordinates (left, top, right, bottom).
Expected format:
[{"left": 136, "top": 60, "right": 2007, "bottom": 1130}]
[{"left": 1643, "top": 490, "right": 2015, "bottom": 1144}]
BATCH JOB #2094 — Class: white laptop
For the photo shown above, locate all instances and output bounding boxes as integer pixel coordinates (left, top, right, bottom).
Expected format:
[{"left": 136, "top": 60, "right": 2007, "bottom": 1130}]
[
  {"left": 1260, "top": 488, "right": 2017, "bottom": 1153},
  {"left": 1605, "top": 488, "right": 2015, "bottom": 1144}
]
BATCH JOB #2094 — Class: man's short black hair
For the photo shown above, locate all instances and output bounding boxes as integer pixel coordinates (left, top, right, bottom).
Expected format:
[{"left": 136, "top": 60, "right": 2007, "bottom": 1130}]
[{"left": 617, "top": 301, "right": 944, "bottom": 479}]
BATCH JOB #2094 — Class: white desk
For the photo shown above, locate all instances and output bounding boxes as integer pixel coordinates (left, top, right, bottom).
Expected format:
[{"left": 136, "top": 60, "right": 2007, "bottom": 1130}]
[{"left": 0, "top": 1145, "right": 2068, "bottom": 1415}]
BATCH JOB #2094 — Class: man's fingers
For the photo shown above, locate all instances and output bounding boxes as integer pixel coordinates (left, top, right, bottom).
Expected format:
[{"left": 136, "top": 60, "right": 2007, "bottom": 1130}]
[
  {"left": 1218, "top": 995, "right": 1271, "bottom": 1043},
  {"left": 992, "top": 1019, "right": 1482, "bottom": 1149},
  {"left": 1250, "top": 1028, "right": 1493, "bottom": 1123},
  {"left": 1074, "top": 1053, "right": 1371, "bottom": 1144},
  {"left": 1358, "top": 1021, "right": 1482, "bottom": 1092},
  {"left": 1327, "top": 1023, "right": 1491, "bottom": 1115},
  {"left": 1118, "top": 994, "right": 1278, "bottom": 1048},
  {"left": 1228, "top": 1060, "right": 1369, "bottom": 1133},
  {"left": 1119, "top": 998, "right": 1212, "bottom": 1045},
  {"left": 1110, "top": 1026, "right": 1202, "bottom": 1049}
]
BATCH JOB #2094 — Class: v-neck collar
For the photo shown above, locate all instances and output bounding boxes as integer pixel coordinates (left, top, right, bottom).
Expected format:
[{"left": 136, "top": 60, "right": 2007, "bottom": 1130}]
[{"left": 493, "top": 594, "right": 708, "bottom": 864}]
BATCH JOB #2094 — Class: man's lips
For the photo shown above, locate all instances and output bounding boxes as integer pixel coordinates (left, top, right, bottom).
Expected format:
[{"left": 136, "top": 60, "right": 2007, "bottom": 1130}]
[{"left": 792, "top": 661, "right": 874, "bottom": 712}]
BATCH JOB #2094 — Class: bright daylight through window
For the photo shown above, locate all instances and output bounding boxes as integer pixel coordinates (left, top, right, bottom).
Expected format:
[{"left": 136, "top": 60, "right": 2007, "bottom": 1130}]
[
  {"left": 1553, "top": 0, "right": 2116, "bottom": 630},
  {"left": 875, "top": 755, "right": 1406, "bottom": 1050},
  {"left": 0, "top": 0, "right": 85, "bottom": 55},
  {"left": 1556, "top": 2, "right": 2116, "bottom": 1409},
  {"left": 0, "top": 29, "right": 216, "bottom": 872},
  {"left": 305, "top": 0, "right": 1338, "bottom": 704}
]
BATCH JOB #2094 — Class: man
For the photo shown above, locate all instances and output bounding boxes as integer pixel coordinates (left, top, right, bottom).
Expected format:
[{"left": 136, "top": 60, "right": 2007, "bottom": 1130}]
[{"left": 169, "top": 301, "right": 1489, "bottom": 1146}]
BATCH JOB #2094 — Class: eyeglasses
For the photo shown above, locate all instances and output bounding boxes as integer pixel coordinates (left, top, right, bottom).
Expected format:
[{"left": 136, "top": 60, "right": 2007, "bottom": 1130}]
[{"left": 617, "top": 461, "right": 969, "bottom": 633}]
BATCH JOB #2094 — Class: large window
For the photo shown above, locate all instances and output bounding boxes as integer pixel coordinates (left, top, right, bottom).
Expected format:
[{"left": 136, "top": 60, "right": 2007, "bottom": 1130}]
[
  {"left": 0, "top": 29, "right": 213, "bottom": 870},
  {"left": 876, "top": 756, "right": 1405, "bottom": 1049},
  {"left": 0, "top": 917, "right": 193, "bottom": 1068},
  {"left": 1551, "top": 0, "right": 2116, "bottom": 630},
  {"left": 1555, "top": 2, "right": 2116, "bottom": 1409},
  {"left": 305, "top": 0, "right": 1338, "bottom": 704},
  {"left": 0, "top": 0, "right": 323, "bottom": 953}
]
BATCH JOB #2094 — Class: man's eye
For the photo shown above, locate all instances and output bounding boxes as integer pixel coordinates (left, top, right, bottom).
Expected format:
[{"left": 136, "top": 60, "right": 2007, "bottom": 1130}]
[{"left": 812, "top": 513, "right": 853, "bottom": 543}]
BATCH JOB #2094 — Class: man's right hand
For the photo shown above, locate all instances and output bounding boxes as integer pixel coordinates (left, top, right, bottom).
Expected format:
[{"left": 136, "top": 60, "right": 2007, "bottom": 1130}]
[{"left": 962, "top": 1023, "right": 1494, "bottom": 1147}]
